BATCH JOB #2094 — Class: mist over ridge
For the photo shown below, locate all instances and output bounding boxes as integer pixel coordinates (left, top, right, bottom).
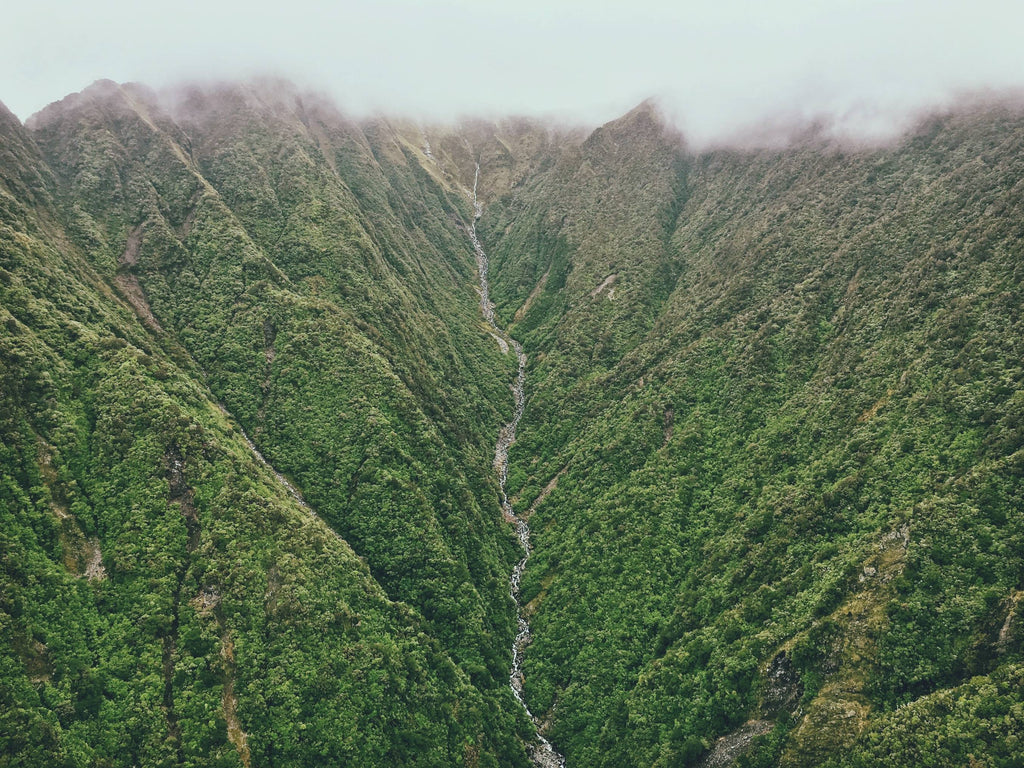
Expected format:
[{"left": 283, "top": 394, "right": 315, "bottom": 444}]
[
  {"left": 18, "top": 73, "right": 1024, "bottom": 158},
  {"left": 7, "top": 0, "right": 1024, "bottom": 147}
]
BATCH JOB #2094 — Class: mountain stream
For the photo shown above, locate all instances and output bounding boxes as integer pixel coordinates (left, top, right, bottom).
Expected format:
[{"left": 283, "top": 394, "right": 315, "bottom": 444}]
[{"left": 466, "top": 165, "right": 566, "bottom": 768}]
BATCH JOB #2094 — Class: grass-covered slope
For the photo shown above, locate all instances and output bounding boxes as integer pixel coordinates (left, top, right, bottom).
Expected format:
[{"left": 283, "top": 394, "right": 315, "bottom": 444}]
[
  {"left": 1, "top": 92, "right": 531, "bottom": 767},
  {"left": 471, "top": 102, "right": 1024, "bottom": 767}
]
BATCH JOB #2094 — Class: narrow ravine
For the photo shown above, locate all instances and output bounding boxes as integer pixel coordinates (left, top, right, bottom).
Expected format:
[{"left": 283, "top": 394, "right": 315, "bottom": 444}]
[
  {"left": 466, "top": 164, "right": 566, "bottom": 768},
  {"left": 216, "top": 404, "right": 343, "bottom": 544}
]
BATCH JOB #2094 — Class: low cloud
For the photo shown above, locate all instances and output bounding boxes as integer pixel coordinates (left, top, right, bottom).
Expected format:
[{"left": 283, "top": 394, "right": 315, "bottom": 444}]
[{"left": 4, "top": 0, "right": 1024, "bottom": 146}]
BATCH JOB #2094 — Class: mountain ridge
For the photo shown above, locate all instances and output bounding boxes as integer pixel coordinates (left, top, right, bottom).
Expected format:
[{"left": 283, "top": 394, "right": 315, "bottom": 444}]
[{"left": 2, "top": 79, "right": 1023, "bottom": 767}]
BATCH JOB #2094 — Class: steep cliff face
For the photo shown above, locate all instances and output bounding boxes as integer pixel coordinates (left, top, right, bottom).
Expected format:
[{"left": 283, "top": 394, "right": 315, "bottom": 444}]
[{"left": 2, "top": 81, "right": 1023, "bottom": 768}]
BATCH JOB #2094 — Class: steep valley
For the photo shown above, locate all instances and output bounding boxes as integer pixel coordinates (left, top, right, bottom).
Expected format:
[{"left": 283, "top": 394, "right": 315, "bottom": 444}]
[{"left": 1, "top": 81, "right": 1023, "bottom": 767}]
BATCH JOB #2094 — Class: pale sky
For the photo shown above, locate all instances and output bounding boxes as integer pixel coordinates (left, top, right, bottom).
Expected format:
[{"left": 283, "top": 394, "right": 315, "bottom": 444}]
[{"left": 4, "top": 0, "right": 1024, "bottom": 143}]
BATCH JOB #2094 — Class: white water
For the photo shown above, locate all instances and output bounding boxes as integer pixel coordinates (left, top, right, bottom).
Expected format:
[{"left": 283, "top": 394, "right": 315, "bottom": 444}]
[{"left": 466, "top": 165, "right": 565, "bottom": 768}]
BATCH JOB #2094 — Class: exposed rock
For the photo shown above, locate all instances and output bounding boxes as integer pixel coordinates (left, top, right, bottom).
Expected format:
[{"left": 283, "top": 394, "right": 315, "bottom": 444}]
[
  {"left": 761, "top": 651, "right": 803, "bottom": 718},
  {"left": 996, "top": 591, "right": 1021, "bottom": 654},
  {"left": 119, "top": 222, "right": 144, "bottom": 266},
  {"left": 696, "top": 720, "right": 774, "bottom": 768},
  {"left": 220, "top": 630, "right": 252, "bottom": 768},
  {"left": 190, "top": 588, "right": 221, "bottom": 618},
  {"left": 858, "top": 565, "right": 877, "bottom": 583},
  {"left": 878, "top": 524, "right": 910, "bottom": 551},
  {"left": 114, "top": 272, "right": 164, "bottom": 332},
  {"left": 82, "top": 539, "right": 107, "bottom": 581},
  {"left": 589, "top": 273, "right": 618, "bottom": 298}
]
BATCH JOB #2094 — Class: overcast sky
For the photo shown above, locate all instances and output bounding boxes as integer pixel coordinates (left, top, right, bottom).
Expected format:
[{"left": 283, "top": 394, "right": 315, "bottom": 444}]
[{"left": 4, "top": 0, "right": 1024, "bottom": 143}]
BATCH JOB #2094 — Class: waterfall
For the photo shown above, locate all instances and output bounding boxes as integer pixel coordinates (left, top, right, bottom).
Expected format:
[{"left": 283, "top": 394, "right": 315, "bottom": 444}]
[{"left": 466, "top": 164, "right": 565, "bottom": 768}]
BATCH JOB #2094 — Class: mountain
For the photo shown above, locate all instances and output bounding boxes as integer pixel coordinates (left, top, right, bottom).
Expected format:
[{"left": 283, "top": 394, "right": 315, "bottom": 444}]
[
  {"left": 2, "top": 80, "right": 1022, "bottom": 767},
  {"left": 467, "top": 97, "right": 1024, "bottom": 768},
  {"left": 1, "top": 81, "right": 531, "bottom": 768}
]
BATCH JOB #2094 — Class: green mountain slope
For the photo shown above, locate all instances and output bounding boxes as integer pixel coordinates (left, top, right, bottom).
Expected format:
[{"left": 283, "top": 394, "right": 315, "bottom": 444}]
[
  {"left": 27, "top": 81, "right": 524, "bottom": 681},
  {"left": 1, "top": 90, "right": 530, "bottom": 767},
  {"left": 464, "top": 102, "right": 1024, "bottom": 767},
  {"left": 2, "top": 81, "right": 1023, "bottom": 768}
]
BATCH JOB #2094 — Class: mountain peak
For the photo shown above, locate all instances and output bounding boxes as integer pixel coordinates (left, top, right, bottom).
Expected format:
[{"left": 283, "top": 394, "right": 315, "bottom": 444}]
[
  {"left": 0, "top": 99, "right": 22, "bottom": 131},
  {"left": 581, "top": 96, "right": 683, "bottom": 162},
  {"left": 25, "top": 78, "right": 161, "bottom": 131},
  {"left": 606, "top": 97, "right": 667, "bottom": 133}
]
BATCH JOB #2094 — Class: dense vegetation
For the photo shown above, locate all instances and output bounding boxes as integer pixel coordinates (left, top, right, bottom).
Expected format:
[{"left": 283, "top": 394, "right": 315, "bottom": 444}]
[
  {"left": 2, "top": 80, "right": 1023, "bottom": 767},
  {"left": 1, "top": 86, "right": 531, "bottom": 767},
  {"left": 465, "top": 101, "right": 1024, "bottom": 766}
]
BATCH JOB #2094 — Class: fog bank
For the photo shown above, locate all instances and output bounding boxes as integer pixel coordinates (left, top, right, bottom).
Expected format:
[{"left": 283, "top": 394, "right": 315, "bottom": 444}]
[{"left": 5, "top": 0, "right": 1024, "bottom": 144}]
